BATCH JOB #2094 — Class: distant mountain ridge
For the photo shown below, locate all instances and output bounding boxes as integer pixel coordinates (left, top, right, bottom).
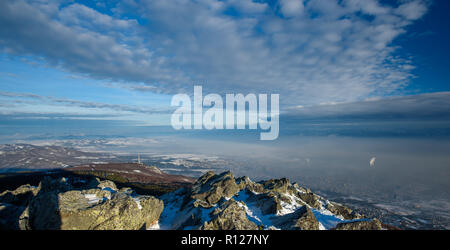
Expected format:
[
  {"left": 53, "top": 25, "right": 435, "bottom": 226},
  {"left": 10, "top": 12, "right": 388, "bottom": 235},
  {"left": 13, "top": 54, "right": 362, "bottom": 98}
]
[
  {"left": 0, "top": 144, "right": 118, "bottom": 171},
  {"left": 67, "top": 163, "right": 195, "bottom": 184}
]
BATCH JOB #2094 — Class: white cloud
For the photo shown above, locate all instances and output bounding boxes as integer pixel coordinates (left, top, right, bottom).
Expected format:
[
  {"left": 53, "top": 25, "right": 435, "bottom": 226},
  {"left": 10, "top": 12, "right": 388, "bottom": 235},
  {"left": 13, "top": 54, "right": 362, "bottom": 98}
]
[
  {"left": 58, "top": 3, "right": 137, "bottom": 30},
  {"left": 396, "top": 0, "right": 428, "bottom": 20},
  {"left": 344, "top": 0, "right": 390, "bottom": 15},
  {"left": 279, "top": 0, "right": 304, "bottom": 18},
  {"left": 0, "top": 0, "right": 430, "bottom": 106}
]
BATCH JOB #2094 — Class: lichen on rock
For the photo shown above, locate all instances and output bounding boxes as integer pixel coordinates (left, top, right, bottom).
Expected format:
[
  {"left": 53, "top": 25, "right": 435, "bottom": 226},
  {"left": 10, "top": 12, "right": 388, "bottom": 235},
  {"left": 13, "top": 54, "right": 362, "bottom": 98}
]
[
  {"left": 191, "top": 171, "right": 240, "bottom": 208},
  {"left": 0, "top": 175, "right": 163, "bottom": 230},
  {"left": 202, "top": 199, "right": 258, "bottom": 230}
]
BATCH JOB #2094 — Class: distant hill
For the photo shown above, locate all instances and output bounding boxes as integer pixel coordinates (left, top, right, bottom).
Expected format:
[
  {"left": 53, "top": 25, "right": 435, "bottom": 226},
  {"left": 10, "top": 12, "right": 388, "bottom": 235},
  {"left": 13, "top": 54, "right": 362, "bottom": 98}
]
[
  {"left": 0, "top": 144, "right": 118, "bottom": 172},
  {"left": 67, "top": 163, "right": 195, "bottom": 184}
]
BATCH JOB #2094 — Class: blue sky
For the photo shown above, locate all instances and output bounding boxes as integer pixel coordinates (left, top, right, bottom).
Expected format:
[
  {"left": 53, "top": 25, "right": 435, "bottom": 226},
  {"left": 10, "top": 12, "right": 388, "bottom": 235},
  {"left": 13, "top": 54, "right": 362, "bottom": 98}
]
[
  {"left": 0, "top": 0, "right": 449, "bottom": 137},
  {"left": 393, "top": 0, "right": 450, "bottom": 93}
]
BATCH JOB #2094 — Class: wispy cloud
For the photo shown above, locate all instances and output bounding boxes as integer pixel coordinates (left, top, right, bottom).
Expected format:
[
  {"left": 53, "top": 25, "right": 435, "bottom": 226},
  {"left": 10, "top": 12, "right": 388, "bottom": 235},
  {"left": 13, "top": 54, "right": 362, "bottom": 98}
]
[
  {"left": 0, "top": 0, "right": 430, "bottom": 105},
  {"left": 0, "top": 91, "right": 174, "bottom": 116},
  {"left": 0, "top": 91, "right": 44, "bottom": 100}
]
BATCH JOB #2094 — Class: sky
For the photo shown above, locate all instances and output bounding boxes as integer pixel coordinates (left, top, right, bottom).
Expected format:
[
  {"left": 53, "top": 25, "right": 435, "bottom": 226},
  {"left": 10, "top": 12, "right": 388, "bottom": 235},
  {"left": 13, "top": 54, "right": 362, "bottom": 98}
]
[{"left": 0, "top": 0, "right": 449, "bottom": 139}]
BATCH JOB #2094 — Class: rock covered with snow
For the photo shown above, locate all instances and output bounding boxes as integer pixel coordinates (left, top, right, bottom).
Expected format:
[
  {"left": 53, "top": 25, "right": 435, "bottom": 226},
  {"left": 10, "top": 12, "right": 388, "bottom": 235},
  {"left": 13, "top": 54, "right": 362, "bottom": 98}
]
[
  {"left": 202, "top": 199, "right": 259, "bottom": 230},
  {"left": 158, "top": 171, "right": 378, "bottom": 230},
  {"left": 281, "top": 206, "right": 320, "bottom": 230}
]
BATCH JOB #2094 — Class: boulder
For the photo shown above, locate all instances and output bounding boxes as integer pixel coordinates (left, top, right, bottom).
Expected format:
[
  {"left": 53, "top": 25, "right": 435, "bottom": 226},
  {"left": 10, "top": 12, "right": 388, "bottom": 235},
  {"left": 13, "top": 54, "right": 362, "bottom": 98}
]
[
  {"left": 297, "top": 192, "right": 321, "bottom": 209},
  {"left": 0, "top": 184, "right": 37, "bottom": 206},
  {"left": 97, "top": 179, "right": 117, "bottom": 192},
  {"left": 0, "top": 203, "right": 31, "bottom": 230},
  {"left": 29, "top": 185, "right": 163, "bottom": 230},
  {"left": 276, "top": 205, "right": 320, "bottom": 230},
  {"left": 293, "top": 206, "right": 320, "bottom": 230},
  {"left": 262, "top": 178, "right": 290, "bottom": 194},
  {"left": 326, "top": 202, "right": 361, "bottom": 220},
  {"left": 60, "top": 192, "right": 163, "bottom": 230},
  {"left": 247, "top": 191, "right": 282, "bottom": 215},
  {"left": 0, "top": 176, "right": 165, "bottom": 230},
  {"left": 0, "top": 184, "right": 39, "bottom": 230},
  {"left": 191, "top": 171, "right": 240, "bottom": 207},
  {"left": 236, "top": 176, "right": 264, "bottom": 193}
]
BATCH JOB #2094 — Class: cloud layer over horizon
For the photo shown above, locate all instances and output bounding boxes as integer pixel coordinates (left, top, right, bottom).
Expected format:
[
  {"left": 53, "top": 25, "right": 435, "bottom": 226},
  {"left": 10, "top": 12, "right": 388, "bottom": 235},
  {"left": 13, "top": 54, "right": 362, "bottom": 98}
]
[{"left": 2, "top": 90, "right": 450, "bottom": 127}]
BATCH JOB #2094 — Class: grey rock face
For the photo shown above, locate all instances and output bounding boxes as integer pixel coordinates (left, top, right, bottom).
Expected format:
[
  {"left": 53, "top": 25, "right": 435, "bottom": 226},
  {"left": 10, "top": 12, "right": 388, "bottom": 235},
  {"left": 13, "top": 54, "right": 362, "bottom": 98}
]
[
  {"left": 202, "top": 199, "right": 258, "bottom": 230},
  {"left": 96, "top": 179, "right": 117, "bottom": 191},
  {"left": 0, "top": 203, "right": 30, "bottom": 230},
  {"left": 191, "top": 171, "right": 240, "bottom": 208},
  {"left": 0, "top": 183, "right": 38, "bottom": 230},
  {"left": 297, "top": 192, "right": 321, "bottom": 209},
  {"left": 0, "top": 184, "right": 37, "bottom": 206},
  {"left": 236, "top": 176, "right": 264, "bottom": 193},
  {"left": 326, "top": 202, "right": 361, "bottom": 220},
  {"left": 275, "top": 205, "right": 320, "bottom": 230},
  {"left": 55, "top": 192, "right": 163, "bottom": 230},
  {"left": 334, "top": 219, "right": 383, "bottom": 230},
  {"left": 247, "top": 191, "right": 282, "bottom": 215},
  {"left": 293, "top": 206, "right": 320, "bottom": 230},
  {"left": 262, "top": 178, "right": 291, "bottom": 194}
]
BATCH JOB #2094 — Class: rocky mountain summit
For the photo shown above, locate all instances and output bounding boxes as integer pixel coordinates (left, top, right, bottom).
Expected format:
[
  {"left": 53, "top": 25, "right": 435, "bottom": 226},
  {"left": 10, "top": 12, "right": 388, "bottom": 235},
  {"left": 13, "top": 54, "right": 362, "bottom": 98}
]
[
  {"left": 0, "top": 170, "right": 385, "bottom": 230},
  {"left": 158, "top": 171, "right": 383, "bottom": 230}
]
